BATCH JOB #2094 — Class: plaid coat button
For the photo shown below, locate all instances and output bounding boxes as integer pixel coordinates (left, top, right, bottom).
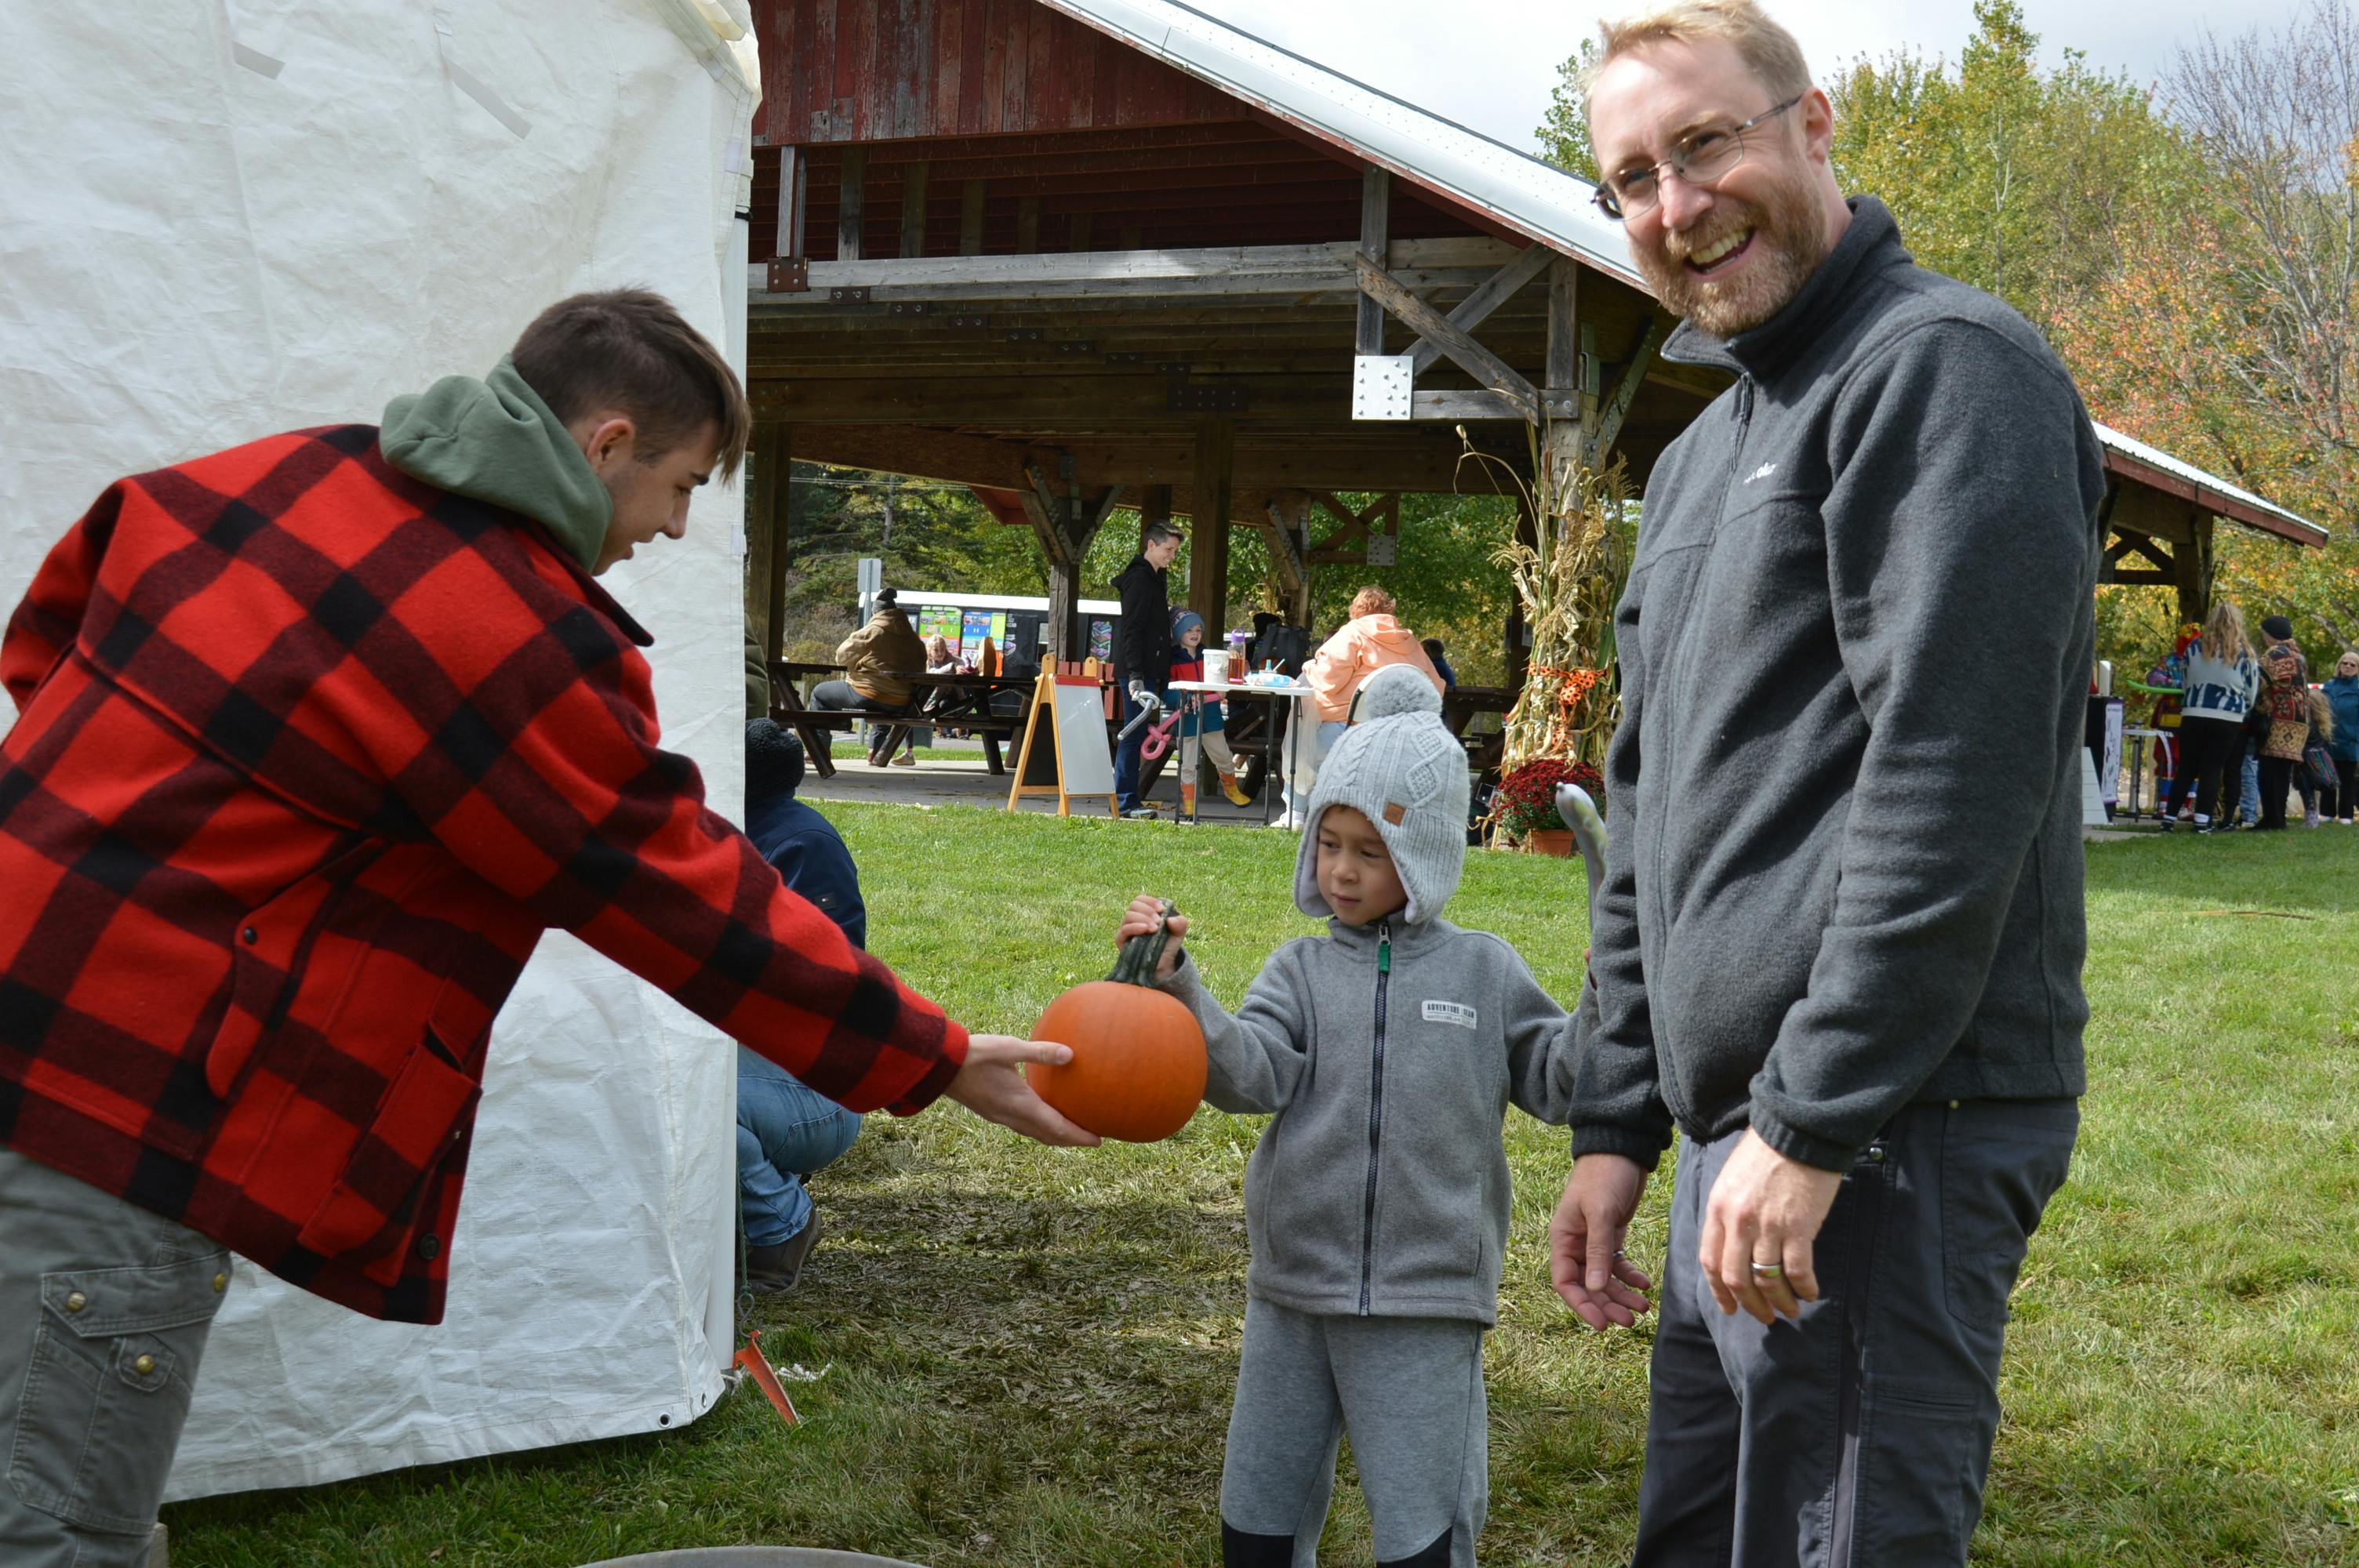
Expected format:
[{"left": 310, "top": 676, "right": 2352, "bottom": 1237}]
[
  {"left": 241, "top": 927, "right": 259, "bottom": 944},
  {"left": 416, "top": 1234, "right": 440, "bottom": 1260}
]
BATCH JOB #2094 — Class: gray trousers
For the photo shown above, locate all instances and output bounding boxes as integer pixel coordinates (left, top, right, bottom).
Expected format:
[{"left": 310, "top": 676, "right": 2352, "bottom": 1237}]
[
  {"left": 1219, "top": 1295, "right": 1488, "bottom": 1568},
  {"left": 0, "top": 1149, "right": 231, "bottom": 1568},
  {"left": 1632, "top": 1098, "right": 2077, "bottom": 1568}
]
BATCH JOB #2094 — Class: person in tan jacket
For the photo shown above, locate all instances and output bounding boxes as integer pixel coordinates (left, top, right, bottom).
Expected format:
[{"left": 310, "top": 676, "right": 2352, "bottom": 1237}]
[
  {"left": 812, "top": 586, "right": 929, "bottom": 765},
  {"left": 1283, "top": 586, "right": 1445, "bottom": 825}
]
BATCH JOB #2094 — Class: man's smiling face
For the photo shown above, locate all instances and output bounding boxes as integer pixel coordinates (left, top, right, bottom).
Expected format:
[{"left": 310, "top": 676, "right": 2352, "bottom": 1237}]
[{"left": 1590, "top": 36, "right": 1834, "bottom": 339}]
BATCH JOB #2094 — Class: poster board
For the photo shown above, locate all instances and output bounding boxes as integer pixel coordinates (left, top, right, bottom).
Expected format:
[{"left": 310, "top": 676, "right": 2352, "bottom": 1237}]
[{"left": 1007, "top": 672, "right": 1118, "bottom": 815}]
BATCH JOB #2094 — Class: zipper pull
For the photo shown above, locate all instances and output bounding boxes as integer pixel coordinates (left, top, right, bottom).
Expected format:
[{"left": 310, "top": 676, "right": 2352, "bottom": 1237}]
[{"left": 1378, "top": 921, "right": 1391, "bottom": 974}]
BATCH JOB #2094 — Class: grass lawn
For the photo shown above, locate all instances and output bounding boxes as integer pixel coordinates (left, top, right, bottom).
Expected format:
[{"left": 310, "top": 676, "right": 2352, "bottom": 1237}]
[{"left": 168, "top": 809, "right": 2359, "bottom": 1566}]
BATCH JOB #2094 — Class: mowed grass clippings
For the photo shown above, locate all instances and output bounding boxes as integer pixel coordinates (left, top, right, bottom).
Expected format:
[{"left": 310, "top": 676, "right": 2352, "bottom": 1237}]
[{"left": 165, "top": 810, "right": 2359, "bottom": 1566}]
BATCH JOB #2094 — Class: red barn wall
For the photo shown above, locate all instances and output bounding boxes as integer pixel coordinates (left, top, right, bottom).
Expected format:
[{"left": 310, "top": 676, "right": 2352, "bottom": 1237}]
[{"left": 754, "top": 0, "right": 1247, "bottom": 146}]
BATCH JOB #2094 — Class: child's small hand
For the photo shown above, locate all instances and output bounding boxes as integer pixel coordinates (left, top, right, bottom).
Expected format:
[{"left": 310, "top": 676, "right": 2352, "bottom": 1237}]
[{"left": 1117, "top": 894, "right": 1188, "bottom": 982}]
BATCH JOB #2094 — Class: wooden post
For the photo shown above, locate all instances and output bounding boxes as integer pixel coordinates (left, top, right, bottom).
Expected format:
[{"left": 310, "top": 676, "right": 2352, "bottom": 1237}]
[
  {"left": 959, "top": 180, "right": 987, "bottom": 256},
  {"left": 773, "top": 147, "right": 806, "bottom": 261},
  {"left": 898, "top": 160, "right": 929, "bottom": 258},
  {"left": 745, "top": 423, "right": 792, "bottom": 679},
  {"left": 1264, "top": 490, "right": 1313, "bottom": 625},
  {"left": 1356, "top": 169, "right": 1390, "bottom": 356},
  {"left": 2175, "top": 522, "right": 2212, "bottom": 626},
  {"left": 1190, "top": 419, "right": 1234, "bottom": 631},
  {"left": 1543, "top": 254, "right": 1582, "bottom": 525},
  {"left": 837, "top": 147, "right": 866, "bottom": 261}
]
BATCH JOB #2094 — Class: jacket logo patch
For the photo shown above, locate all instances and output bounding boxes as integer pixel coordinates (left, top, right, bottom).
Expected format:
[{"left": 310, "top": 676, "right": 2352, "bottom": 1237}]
[
  {"left": 1422, "top": 1000, "right": 1478, "bottom": 1029},
  {"left": 1383, "top": 802, "right": 1407, "bottom": 825},
  {"left": 1746, "top": 461, "right": 1779, "bottom": 484}
]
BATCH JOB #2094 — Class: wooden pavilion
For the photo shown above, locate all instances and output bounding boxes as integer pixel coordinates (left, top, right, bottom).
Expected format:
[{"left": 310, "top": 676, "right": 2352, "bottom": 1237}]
[{"left": 740, "top": 0, "right": 2324, "bottom": 674}]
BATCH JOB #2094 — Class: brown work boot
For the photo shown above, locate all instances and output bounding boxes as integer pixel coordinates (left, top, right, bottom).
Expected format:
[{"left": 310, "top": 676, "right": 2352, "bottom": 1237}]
[{"left": 743, "top": 1210, "right": 823, "bottom": 1295}]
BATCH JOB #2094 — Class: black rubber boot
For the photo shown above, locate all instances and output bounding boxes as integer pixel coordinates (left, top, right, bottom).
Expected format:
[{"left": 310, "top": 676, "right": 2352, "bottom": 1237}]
[
  {"left": 1220, "top": 1520, "right": 1299, "bottom": 1567},
  {"left": 1376, "top": 1526, "right": 1453, "bottom": 1568}
]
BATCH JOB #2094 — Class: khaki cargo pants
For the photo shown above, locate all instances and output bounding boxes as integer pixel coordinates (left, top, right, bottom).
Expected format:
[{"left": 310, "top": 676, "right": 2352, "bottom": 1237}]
[{"left": 0, "top": 1149, "right": 231, "bottom": 1568}]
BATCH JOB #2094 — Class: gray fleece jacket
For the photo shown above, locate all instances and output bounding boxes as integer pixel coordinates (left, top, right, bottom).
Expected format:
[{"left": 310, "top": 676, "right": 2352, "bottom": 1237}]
[
  {"left": 1572, "top": 198, "right": 2104, "bottom": 1174},
  {"left": 1160, "top": 917, "right": 1587, "bottom": 1327}
]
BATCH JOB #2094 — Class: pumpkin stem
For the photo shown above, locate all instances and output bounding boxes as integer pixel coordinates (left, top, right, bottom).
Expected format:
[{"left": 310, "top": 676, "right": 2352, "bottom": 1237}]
[{"left": 1110, "top": 899, "right": 1179, "bottom": 985}]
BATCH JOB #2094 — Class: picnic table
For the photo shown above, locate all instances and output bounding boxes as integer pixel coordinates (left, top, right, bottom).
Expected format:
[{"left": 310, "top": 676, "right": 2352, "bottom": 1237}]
[{"left": 772, "top": 661, "right": 1038, "bottom": 779}]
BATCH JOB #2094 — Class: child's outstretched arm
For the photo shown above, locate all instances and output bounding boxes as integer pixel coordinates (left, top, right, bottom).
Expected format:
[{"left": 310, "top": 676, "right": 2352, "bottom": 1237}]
[
  {"left": 1498, "top": 939, "right": 1595, "bottom": 1127},
  {"left": 1118, "top": 895, "right": 1311, "bottom": 1115}
]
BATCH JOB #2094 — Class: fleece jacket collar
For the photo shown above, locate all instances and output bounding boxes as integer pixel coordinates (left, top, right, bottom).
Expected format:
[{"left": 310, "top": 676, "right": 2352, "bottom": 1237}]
[
  {"left": 1661, "top": 197, "right": 1904, "bottom": 384},
  {"left": 379, "top": 357, "right": 612, "bottom": 572}
]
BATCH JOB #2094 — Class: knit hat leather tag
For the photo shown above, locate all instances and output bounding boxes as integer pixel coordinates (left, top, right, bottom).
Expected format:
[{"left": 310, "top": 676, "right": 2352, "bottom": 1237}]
[{"left": 1383, "top": 802, "right": 1407, "bottom": 826}]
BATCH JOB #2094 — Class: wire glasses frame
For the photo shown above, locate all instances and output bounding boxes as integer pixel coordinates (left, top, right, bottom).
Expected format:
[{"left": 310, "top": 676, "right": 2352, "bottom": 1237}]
[{"left": 1591, "top": 95, "right": 1802, "bottom": 221}]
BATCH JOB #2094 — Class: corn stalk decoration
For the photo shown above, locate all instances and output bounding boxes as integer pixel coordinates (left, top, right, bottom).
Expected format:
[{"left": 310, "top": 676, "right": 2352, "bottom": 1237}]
[{"left": 1458, "top": 428, "right": 1636, "bottom": 844}]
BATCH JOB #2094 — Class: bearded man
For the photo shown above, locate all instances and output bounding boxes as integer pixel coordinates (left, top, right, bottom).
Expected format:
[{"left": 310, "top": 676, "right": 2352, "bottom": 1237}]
[{"left": 1547, "top": 3, "right": 2105, "bottom": 1563}]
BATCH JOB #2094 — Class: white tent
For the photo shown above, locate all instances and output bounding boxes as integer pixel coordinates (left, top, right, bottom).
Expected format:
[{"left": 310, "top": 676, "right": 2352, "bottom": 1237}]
[{"left": 1, "top": 0, "right": 765, "bottom": 1496}]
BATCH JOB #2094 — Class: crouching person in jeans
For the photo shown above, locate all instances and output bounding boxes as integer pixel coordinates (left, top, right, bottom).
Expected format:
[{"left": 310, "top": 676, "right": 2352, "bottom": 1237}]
[
  {"left": 738, "top": 720, "right": 866, "bottom": 1292},
  {"left": 1117, "top": 666, "right": 1643, "bottom": 1567}
]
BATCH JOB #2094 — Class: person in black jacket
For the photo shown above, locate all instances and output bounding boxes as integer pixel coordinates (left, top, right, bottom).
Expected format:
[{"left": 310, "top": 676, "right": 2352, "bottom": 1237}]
[
  {"left": 1112, "top": 519, "right": 1184, "bottom": 817},
  {"left": 1561, "top": 6, "right": 2103, "bottom": 1563}
]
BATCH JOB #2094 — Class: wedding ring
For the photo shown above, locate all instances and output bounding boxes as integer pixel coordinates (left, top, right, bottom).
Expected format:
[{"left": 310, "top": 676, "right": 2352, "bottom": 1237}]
[{"left": 1750, "top": 1262, "right": 1784, "bottom": 1279}]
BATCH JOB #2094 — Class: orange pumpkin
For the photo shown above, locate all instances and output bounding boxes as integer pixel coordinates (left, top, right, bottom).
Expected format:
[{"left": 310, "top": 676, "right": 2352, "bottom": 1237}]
[{"left": 1027, "top": 902, "right": 1208, "bottom": 1142}]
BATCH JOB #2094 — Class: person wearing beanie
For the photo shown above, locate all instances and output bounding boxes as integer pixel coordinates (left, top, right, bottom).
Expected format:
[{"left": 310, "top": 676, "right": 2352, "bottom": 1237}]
[
  {"left": 1112, "top": 672, "right": 1629, "bottom": 1567},
  {"left": 735, "top": 720, "right": 867, "bottom": 1291},
  {"left": 2253, "top": 613, "right": 2313, "bottom": 829}
]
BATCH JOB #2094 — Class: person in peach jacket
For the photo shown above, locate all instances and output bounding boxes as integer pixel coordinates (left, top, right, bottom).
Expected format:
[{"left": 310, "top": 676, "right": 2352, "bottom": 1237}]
[{"left": 1285, "top": 586, "right": 1445, "bottom": 826}]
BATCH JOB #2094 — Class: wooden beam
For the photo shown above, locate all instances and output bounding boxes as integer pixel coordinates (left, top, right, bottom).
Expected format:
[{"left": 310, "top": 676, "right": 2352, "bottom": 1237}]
[
  {"left": 1588, "top": 314, "right": 1669, "bottom": 467},
  {"left": 1412, "top": 390, "right": 1528, "bottom": 421},
  {"left": 1355, "top": 254, "right": 1539, "bottom": 422},
  {"left": 1023, "top": 460, "right": 1074, "bottom": 568},
  {"left": 2106, "top": 532, "right": 2178, "bottom": 574},
  {"left": 1190, "top": 423, "right": 1234, "bottom": 627},
  {"left": 1543, "top": 254, "right": 1582, "bottom": 504},
  {"left": 898, "top": 161, "right": 930, "bottom": 258},
  {"left": 837, "top": 147, "right": 867, "bottom": 262},
  {"left": 1356, "top": 168, "right": 1390, "bottom": 356},
  {"left": 773, "top": 147, "right": 802, "bottom": 261},
  {"left": 750, "top": 238, "right": 1522, "bottom": 304},
  {"left": 746, "top": 423, "right": 791, "bottom": 677},
  {"left": 1405, "top": 243, "right": 1556, "bottom": 376},
  {"left": 1262, "top": 490, "right": 1310, "bottom": 619},
  {"left": 959, "top": 180, "right": 988, "bottom": 256}
]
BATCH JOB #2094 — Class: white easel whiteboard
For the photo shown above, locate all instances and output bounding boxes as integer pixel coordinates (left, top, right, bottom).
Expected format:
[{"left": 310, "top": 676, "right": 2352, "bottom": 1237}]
[{"left": 1053, "top": 681, "right": 1117, "bottom": 794}]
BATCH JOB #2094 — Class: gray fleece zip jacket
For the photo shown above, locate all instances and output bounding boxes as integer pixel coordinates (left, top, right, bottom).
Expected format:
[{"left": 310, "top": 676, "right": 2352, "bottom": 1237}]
[
  {"left": 1572, "top": 198, "right": 2105, "bottom": 1175},
  {"left": 1160, "top": 916, "right": 1588, "bottom": 1327}
]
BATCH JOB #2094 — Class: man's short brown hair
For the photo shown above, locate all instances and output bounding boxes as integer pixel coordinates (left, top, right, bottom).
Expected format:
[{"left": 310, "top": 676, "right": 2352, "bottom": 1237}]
[
  {"left": 511, "top": 289, "right": 752, "bottom": 479},
  {"left": 1585, "top": 0, "right": 1813, "bottom": 109}
]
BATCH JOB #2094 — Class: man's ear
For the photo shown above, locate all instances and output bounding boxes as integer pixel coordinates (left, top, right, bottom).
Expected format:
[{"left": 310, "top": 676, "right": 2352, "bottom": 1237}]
[
  {"left": 1798, "top": 86, "right": 1837, "bottom": 165},
  {"left": 574, "top": 414, "right": 638, "bottom": 473}
]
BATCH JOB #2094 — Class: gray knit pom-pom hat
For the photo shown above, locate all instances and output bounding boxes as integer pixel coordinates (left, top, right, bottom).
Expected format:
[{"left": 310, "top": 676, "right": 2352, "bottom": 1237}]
[{"left": 1293, "top": 665, "right": 1467, "bottom": 924}]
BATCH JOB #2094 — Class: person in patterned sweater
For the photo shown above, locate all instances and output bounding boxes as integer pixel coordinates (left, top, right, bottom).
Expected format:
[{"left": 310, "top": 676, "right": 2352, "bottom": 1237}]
[{"left": 0, "top": 289, "right": 1094, "bottom": 1566}]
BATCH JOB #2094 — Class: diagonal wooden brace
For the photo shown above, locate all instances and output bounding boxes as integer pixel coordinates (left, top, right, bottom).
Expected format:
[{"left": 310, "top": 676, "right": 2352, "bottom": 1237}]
[{"left": 1355, "top": 254, "right": 1539, "bottom": 423}]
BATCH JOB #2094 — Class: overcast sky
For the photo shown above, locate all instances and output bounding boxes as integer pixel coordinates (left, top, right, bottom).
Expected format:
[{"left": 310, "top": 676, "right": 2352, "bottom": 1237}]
[{"left": 1180, "top": 0, "right": 2315, "bottom": 155}]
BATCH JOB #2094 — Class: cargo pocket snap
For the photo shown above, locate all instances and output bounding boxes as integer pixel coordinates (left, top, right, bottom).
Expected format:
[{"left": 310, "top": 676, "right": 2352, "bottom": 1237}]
[{"left": 7, "top": 1254, "right": 231, "bottom": 1535}]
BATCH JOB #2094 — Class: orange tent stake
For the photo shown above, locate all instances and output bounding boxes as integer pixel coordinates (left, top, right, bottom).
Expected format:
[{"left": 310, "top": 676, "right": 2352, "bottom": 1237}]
[{"left": 734, "top": 1330, "right": 800, "bottom": 1427}]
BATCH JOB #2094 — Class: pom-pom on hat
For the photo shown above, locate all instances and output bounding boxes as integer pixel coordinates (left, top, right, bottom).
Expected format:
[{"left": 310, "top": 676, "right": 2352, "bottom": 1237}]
[{"left": 1292, "top": 666, "right": 1467, "bottom": 925}]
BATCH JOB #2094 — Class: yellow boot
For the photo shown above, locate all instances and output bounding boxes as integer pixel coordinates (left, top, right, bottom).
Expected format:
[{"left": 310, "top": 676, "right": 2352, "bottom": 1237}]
[{"left": 1219, "top": 770, "right": 1251, "bottom": 807}]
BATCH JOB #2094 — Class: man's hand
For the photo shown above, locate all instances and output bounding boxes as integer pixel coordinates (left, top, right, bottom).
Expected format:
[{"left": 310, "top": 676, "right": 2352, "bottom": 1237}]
[
  {"left": 943, "top": 1036, "right": 1102, "bottom": 1146},
  {"left": 1117, "top": 895, "right": 1187, "bottom": 981},
  {"left": 1548, "top": 1153, "right": 1655, "bottom": 1330},
  {"left": 1698, "top": 1129, "right": 1843, "bottom": 1324}
]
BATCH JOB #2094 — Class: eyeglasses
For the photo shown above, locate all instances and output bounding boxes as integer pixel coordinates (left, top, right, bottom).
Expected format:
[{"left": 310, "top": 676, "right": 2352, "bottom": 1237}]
[{"left": 1591, "top": 96, "right": 1801, "bottom": 221}]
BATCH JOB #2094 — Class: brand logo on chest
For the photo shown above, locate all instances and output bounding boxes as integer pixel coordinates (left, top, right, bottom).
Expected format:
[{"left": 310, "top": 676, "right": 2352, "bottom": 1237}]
[{"left": 1422, "top": 1000, "right": 1478, "bottom": 1030}]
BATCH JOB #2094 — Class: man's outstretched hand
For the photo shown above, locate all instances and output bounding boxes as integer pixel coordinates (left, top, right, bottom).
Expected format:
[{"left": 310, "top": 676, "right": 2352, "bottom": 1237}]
[
  {"left": 943, "top": 1035, "right": 1102, "bottom": 1146},
  {"left": 1549, "top": 1152, "right": 1655, "bottom": 1330}
]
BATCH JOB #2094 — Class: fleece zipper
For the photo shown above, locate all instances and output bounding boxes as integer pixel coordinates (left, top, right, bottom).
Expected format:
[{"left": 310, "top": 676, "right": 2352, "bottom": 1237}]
[{"left": 1358, "top": 920, "right": 1393, "bottom": 1316}]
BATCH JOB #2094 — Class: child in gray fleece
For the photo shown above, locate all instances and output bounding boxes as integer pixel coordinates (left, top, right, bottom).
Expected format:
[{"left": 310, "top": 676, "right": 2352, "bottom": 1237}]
[{"left": 1115, "top": 664, "right": 1602, "bottom": 1568}]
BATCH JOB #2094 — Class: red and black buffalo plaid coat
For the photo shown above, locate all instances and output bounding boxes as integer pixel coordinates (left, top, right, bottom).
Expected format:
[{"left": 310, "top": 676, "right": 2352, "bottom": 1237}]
[{"left": 0, "top": 426, "right": 966, "bottom": 1323}]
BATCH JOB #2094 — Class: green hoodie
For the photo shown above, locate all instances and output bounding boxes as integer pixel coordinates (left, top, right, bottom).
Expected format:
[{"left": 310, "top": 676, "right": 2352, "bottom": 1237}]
[{"left": 379, "top": 357, "right": 612, "bottom": 572}]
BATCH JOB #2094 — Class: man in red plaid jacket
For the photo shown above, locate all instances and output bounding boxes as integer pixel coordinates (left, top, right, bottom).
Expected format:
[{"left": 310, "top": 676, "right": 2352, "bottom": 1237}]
[{"left": 0, "top": 290, "right": 1093, "bottom": 1565}]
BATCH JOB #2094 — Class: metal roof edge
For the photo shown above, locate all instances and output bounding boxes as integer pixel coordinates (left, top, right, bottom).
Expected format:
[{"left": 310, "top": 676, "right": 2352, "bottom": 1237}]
[
  {"left": 1029, "top": 0, "right": 1644, "bottom": 285},
  {"left": 2093, "top": 422, "right": 2328, "bottom": 548}
]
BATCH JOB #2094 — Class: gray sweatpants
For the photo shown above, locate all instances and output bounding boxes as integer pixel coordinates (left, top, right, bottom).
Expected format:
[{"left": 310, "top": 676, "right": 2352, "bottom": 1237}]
[
  {"left": 1219, "top": 1295, "right": 1488, "bottom": 1568},
  {"left": 0, "top": 1149, "right": 232, "bottom": 1568},
  {"left": 1631, "top": 1098, "right": 2077, "bottom": 1567}
]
